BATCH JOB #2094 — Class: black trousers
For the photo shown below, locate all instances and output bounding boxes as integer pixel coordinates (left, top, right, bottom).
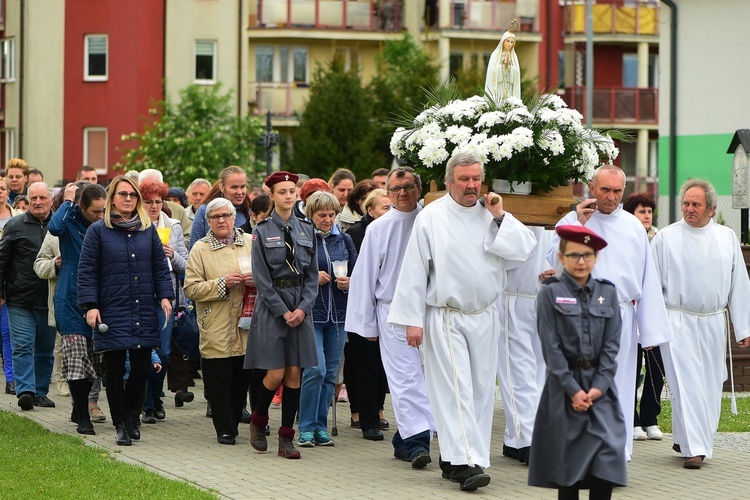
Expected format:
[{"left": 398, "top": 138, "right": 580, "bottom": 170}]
[
  {"left": 202, "top": 356, "right": 252, "bottom": 437},
  {"left": 345, "top": 332, "right": 387, "bottom": 431},
  {"left": 634, "top": 344, "right": 664, "bottom": 428},
  {"left": 103, "top": 348, "right": 151, "bottom": 426}
]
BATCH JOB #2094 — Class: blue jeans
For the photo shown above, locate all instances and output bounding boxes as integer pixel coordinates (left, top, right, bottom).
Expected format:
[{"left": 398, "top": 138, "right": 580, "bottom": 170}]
[
  {"left": 144, "top": 308, "right": 174, "bottom": 410},
  {"left": 1, "top": 304, "right": 13, "bottom": 382},
  {"left": 298, "top": 321, "right": 347, "bottom": 433},
  {"left": 393, "top": 429, "right": 431, "bottom": 460},
  {"left": 6, "top": 305, "right": 56, "bottom": 397}
]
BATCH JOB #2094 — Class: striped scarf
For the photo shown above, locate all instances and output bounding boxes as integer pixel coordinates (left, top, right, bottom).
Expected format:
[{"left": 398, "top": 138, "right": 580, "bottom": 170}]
[{"left": 110, "top": 213, "right": 143, "bottom": 232}]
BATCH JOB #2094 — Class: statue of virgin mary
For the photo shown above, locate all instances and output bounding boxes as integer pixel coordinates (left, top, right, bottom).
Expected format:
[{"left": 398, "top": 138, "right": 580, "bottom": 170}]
[{"left": 485, "top": 19, "right": 521, "bottom": 101}]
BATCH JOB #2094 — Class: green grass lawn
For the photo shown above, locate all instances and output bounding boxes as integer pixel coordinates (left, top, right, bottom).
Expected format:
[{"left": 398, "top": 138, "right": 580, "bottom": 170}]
[
  {"left": 655, "top": 397, "right": 750, "bottom": 433},
  {"left": 0, "top": 411, "right": 217, "bottom": 499}
]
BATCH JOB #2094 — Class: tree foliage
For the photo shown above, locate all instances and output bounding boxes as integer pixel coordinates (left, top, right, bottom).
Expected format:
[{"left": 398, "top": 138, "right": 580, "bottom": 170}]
[
  {"left": 291, "top": 35, "right": 439, "bottom": 182},
  {"left": 292, "top": 57, "right": 381, "bottom": 181},
  {"left": 367, "top": 34, "right": 440, "bottom": 170},
  {"left": 116, "top": 84, "right": 265, "bottom": 188}
]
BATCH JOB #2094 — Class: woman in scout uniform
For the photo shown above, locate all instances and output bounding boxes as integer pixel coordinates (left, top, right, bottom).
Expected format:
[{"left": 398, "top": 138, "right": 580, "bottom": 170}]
[
  {"left": 244, "top": 171, "right": 319, "bottom": 459},
  {"left": 528, "top": 225, "right": 626, "bottom": 500}
]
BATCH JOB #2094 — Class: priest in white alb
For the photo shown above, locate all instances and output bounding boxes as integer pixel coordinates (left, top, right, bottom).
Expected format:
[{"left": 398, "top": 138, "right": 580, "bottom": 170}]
[
  {"left": 547, "top": 164, "right": 671, "bottom": 460},
  {"left": 388, "top": 152, "right": 536, "bottom": 492},
  {"left": 344, "top": 166, "right": 436, "bottom": 470},
  {"left": 496, "top": 226, "right": 554, "bottom": 465},
  {"left": 651, "top": 179, "right": 750, "bottom": 470}
]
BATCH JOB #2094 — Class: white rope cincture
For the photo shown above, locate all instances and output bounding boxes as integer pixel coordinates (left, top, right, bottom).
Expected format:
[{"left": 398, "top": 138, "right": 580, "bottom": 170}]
[
  {"left": 665, "top": 305, "right": 735, "bottom": 414},
  {"left": 503, "top": 290, "right": 537, "bottom": 444},
  {"left": 444, "top": 301, "right": 494, "bottom": 468}
]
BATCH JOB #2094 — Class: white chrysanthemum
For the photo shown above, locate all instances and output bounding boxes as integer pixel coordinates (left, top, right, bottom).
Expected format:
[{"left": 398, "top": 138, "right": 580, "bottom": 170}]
[
  {"left": 454, "top": 142, "right": 489, "bottom": 164},
  {"left": 543, "top": 94, "right": 568, "bottom": 110},
  {"left": 389, "top": 127, "right": 409, "bottom": 155},
  {"left": 537, "top": 108, "right": 560, "bottom": 123},
  {"left": 507, "top": 108, "right": 534, "bottom": 124},
  {"left": 445, "top": 125, "right": 473, "bottom": 145},
  {"left": 505, "top": 96, "right": 524, "bottom": 108},
  {"left": 510, "top": 127, "right": 534, "bottom": 151},
  {"left": 538, "top": 130, "right": 565, "bottom": 156},
  {"left": 418, "top": 137, "right": 449, "bottom": 167},
  {"left": 476, "top": 112, "right": 506, "bottom": 129},
  {"left": 422, "top": 121, "right": 442, "bottom": 138}
]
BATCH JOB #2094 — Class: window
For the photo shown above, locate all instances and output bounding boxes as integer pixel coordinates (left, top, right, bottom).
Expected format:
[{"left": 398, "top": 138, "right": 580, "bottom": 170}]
[
  {"left": 0, "top": 38, "right": 14, "bottom": 82},
  {"left": 256, "top": 46, "right": 274, "bottom": 82},
  {"left": 622, "top": 54, "right": 638, "bottom": 87},
  {"left": 0, "top": 128, "right": 15, "bottom": 167},
  {"left": 85, "top": 35, "right": 108, "bottom": 81},
  {"left": 84, "top": 128, "right": 108, "bottom": 174},
  {"left": 449, "top": 53, "right": 463, "bottom": 81},
  {"left": 255, "top": 46, "right": 308, "bottom": 84},
  {"left": 558, "top": 51, "right": 566, "bottom": 87},
  {"left": 195, "top": 40, "right": 216, "bottom": 83},
  {"left": 333, "top": 47, "right": 359, "bottom": 73}
]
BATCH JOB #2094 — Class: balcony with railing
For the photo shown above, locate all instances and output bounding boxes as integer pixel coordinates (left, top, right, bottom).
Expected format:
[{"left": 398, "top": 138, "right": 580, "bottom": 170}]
[
  {"left": 560, "top": 86, "right": 658, "bottom": 125},
  {"left": 251, "top": 0, "right": 403, "bottom": 31},
  {"left": 563, "top": 1, "right": 660, "bottom": 37},
  {"left": 446, "top": 0, "right": 537, "bottom": 32},
  {"left": 250, "top": 82, "right": 308, "bottom": 118}
]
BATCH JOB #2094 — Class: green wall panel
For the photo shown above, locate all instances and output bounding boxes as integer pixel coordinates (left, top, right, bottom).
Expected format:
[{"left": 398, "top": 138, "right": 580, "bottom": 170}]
[{"left": 658, "top": 133, "right": 734, "bottom": 196}]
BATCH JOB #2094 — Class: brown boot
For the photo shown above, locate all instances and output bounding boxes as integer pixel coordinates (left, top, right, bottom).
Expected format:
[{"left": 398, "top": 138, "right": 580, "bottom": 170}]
[{"left": 278, "top": 426, "right": 301, "bottom": 459}]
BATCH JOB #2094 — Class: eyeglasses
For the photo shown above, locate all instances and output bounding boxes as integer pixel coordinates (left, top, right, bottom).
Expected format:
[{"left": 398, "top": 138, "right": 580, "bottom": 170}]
[
  {"left": 208, "top": 213, "right": 234, "bottom": 221},
  {"left": 563, "top": 252, "right": 597, "bottom": 263},
  {"left": 388, "top": 184, "right": 418, "bottom": 194},
  {"left": 142, "top": 199, "right": 163, "bottom": 205},
  {"left": 115, "top": 191, "right": 139, "bottom": 199}
]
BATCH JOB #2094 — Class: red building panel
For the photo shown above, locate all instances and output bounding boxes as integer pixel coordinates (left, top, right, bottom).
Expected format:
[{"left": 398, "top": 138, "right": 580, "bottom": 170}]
[{"left": 63, "top": 0, "right": 165, "bottom": 183}]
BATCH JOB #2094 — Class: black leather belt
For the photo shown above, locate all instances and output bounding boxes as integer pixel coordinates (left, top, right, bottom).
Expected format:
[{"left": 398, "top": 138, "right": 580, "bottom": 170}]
[
  {"left": 571, "top": 359, "right": 597, "bottom": 370},
  {"left": 274, "top": 278, "right": 302, "bottom": 288}
]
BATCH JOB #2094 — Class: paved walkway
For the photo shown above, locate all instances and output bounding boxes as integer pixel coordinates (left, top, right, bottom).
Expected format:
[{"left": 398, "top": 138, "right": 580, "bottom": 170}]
[{"left": 1, "top": 378, "right": 748, "bottom": 499}]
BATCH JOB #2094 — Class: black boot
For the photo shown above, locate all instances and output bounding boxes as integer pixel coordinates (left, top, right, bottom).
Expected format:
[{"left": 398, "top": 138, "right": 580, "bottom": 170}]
[
  {"left": 115, "top": 422, "right": 132, "bottom": 446},
  {"left": 125, "top": 416, "right": 141, "bottom": 440},
  {"left": 68, "top": 379, "right": 95, "bottom": 435}
]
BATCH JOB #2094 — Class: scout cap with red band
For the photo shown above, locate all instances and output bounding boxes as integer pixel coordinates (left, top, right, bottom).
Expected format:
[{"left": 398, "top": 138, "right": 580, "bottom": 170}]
[
  {"left": 556, "top": 225, "right": 608, "bottom": 251},
  {"left": 299, "top": 178, "right": 331, "bottom": 203},
  {"left": 265, "top": 171, "right": 299, "bottom": 189}
]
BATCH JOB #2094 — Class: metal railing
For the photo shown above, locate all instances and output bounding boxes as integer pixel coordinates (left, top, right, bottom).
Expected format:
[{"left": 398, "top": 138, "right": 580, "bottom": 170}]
[
  {"left": 448, "top": 0, "right": 536, "bottom": 32},
  {"left": 249, "top": 82, "right": 309, "bottom": 117},
  {"left": 253, "top": 0, "right": 402, "bottom": 31},
  {"left": 560, "top": 86, "right": 658, "bottom": 124},
  {"left": 563, "top": 1, "right": 660, "bottom": 36}
]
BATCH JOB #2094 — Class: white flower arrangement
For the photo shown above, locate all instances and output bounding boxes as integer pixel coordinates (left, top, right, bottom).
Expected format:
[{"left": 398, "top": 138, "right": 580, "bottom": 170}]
[{"left": 391, "top": 92, "right": 621, "bottom": 192}]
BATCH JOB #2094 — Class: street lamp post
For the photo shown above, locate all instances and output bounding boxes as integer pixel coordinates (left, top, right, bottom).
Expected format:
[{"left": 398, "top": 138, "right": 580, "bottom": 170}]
[{"left": 258, "top": 110, "right": 279, "bottom": 177}]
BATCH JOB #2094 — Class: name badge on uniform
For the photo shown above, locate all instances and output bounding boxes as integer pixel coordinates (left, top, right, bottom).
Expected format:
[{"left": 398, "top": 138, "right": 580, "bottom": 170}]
[
  {"left": 556, "top": 297, "right": 577, "bottom": 305},
  {"left": 266, "top": 236, "right": 281, "bottom": 242}
]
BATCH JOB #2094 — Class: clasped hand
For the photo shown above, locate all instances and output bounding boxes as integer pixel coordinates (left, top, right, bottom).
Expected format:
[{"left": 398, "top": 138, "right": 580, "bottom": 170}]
[
  {"left": 226, "top": 272, "right": 253, "bottom": 289},
  {"left": 571, "top": 388, "right": 603, "bottom": 412}
]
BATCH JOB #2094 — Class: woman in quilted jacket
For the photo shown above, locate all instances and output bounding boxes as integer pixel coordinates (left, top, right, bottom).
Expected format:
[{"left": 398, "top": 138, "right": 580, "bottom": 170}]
[{"left": 77, "top": 175, "right": 174, "bottom": 446}]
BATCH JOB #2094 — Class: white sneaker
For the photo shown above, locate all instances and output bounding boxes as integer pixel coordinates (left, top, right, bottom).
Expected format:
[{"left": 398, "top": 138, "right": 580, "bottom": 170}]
[
  {"left": 633, "top": 426, "right": 648, "bottom": 441},
  {"left": 645, "top": 425, "right": 663, "bottom": 440}
]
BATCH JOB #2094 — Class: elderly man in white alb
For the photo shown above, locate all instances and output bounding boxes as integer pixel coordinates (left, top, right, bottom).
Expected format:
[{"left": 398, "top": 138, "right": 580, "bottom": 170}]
[
  {"left": 547, "top": 164, "right": 671, "bottom": 460},
  {"left": 651, "top": 179, "right": 750, "bottom": 470},
  {"left": 388, "top": 152, "right": 536, "bottom": 492},
  {"left": 345, "top": 166, "right": 436, "bottom": 470}
]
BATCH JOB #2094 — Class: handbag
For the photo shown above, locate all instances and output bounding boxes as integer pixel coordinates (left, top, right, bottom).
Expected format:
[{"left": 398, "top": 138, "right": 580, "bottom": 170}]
[{"left": 173, "top": 303, "right": 201, "bottom": 361}]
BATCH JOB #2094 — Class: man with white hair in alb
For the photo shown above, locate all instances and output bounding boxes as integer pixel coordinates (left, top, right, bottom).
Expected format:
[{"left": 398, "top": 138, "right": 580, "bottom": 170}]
[{"left": 388, "top": 152, "right": 536, "bottom": 491}]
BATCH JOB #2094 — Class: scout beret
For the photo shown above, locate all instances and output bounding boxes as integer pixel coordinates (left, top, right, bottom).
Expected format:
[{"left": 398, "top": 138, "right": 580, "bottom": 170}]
[
  {"left": 299, "top": 178, "right": 331, "bottom": 203},
  {"left": 265, "top": 171, "right": 299, "bottom": 189},
  {"left": 556, "top": 225, "right": 607, "bottom": 251}
]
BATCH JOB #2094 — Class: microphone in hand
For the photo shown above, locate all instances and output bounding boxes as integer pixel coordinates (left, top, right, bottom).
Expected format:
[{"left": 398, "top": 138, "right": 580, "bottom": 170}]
[{"left": 96, "top": 322, "right": 108, "bottom": 333}]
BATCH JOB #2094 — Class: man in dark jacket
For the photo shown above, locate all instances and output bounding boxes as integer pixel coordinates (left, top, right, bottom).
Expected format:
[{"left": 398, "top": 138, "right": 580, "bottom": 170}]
[{"left": 0, "top": 182, "right": 55, "bottom": 410}]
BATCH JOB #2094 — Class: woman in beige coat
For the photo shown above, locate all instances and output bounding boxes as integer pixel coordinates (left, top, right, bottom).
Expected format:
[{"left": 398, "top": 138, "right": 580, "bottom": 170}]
[{"left": 184, "top": 198, "right": 253, "bottom": 445}]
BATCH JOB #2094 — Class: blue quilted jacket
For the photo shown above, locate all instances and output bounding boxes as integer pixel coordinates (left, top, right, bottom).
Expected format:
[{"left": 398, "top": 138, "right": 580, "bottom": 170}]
[{"left": 77, "top": 219, "right": 174, "bottom": 352}]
